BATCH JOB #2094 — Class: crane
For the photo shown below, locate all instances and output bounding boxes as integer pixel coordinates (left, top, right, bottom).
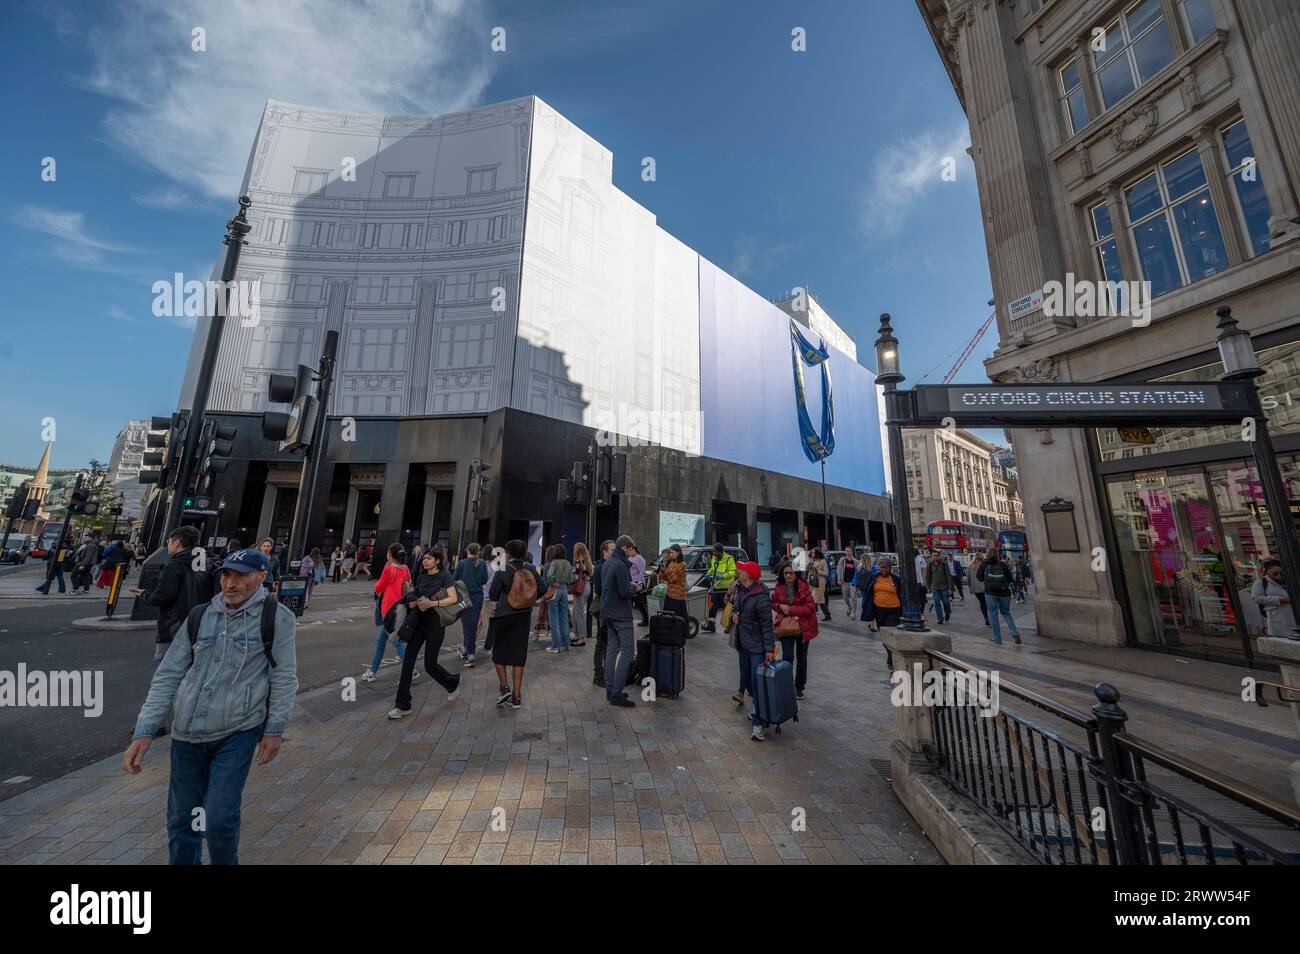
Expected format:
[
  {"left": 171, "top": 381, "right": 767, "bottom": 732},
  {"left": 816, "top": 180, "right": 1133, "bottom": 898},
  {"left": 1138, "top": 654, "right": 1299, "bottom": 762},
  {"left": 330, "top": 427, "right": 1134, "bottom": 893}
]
[{"left": 941, "top": 311, "right": 996, "bottom": 384}]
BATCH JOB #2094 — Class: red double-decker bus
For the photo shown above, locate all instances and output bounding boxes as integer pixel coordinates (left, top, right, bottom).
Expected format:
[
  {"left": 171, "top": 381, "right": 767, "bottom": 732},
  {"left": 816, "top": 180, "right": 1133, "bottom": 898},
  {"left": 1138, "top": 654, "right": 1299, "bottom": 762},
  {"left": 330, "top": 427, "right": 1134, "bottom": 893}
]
[{"left": 926, "top": 520, "right": 996, "bottom": 555}]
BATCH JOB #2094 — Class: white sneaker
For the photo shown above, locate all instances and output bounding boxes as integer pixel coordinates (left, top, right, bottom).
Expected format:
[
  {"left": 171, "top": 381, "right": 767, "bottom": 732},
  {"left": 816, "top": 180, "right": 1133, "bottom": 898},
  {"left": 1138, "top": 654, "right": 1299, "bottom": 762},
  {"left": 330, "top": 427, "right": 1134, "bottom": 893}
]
[
  {"left": 750, "top": 726, "right": 766, "bottom": 741},
  {"left": 361, "top": 670, "right": 376, "bottom": 682},
  {"left": 386, "top": 707, "right": 407, "bottom": 720}
]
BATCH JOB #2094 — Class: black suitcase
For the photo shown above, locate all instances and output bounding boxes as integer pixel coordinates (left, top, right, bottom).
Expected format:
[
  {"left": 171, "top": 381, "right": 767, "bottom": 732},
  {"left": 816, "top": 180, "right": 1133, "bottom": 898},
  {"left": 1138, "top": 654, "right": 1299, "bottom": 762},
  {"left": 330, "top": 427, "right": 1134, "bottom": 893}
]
[
  {"left": 649, "top": 611, "right": 688, "bottom": 647},
  {"left": 651, "top": 643, "right": 685, "bottom": 698},
  {"left": 627, "top": 635, "right": 652, "bottom": 686}
]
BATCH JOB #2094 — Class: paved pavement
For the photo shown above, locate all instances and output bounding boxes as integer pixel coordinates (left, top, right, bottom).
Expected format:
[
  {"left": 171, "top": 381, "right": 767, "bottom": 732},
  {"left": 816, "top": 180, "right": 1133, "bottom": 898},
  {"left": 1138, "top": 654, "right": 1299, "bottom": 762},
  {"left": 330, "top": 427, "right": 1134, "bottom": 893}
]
[
  {"left": 4, "top": 574, "right": 1294, "bottom": 864},
  {"left": 0, "top": 583, "right": 941, "bottom": 865}
]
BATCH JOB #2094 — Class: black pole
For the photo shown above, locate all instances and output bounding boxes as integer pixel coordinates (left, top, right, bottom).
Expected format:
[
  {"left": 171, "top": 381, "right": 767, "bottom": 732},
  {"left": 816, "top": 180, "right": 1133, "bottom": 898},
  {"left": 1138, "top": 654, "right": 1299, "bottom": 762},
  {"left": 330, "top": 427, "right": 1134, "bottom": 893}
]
[
  {"left": 820, "top": 458, "right": 830, "bottom": 550},
  {"left": 1092, "top": 683, "right": 1145, "bottom": 863},
  {"left": 1245, "top": 391, "right": 1300, "bottom": 640},
  {"left": 164, "top": 196, "right": 253, "bottom": 536},
  {"left": 875, "top": 314, "right": 925, "bottom": 632},
  {"left": 287, "top": 328, "right": 338, "bottom": 568},
  {"left": 39, "top": 474, "right": 80, "bottom": 593},
  {"left": 586, "top": 440, "right": 598, "bottom": 551}
]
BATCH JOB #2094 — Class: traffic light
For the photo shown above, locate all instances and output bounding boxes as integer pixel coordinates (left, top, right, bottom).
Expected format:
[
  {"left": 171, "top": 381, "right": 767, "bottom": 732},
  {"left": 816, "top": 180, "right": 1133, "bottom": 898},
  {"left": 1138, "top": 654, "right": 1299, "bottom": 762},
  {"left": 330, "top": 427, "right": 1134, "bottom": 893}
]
[
  {"left": 262, "top": 365, "right": 317, "bottom": 452},
  {"left": 4, "top": 484, "right": 27, "bottom": 520},
  {"left": 139, "top": 411, "right": 189, "bottom": 487},
  {"left": 68, "top": 488, "right": 98, "bottom": 516},
  {"left": 593, "top": 450, "right": 627, "bottom": 506},
  {"left": 192, "top": 419, "right": 237, "bottom": 507},
  {"left": 22, "top": 498, "right": 40, "bottom": 521}
]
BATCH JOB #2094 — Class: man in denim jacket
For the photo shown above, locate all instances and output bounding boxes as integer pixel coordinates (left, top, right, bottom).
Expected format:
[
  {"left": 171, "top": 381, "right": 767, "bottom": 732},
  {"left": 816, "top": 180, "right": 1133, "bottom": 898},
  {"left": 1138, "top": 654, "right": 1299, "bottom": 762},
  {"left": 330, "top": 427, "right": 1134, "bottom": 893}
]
[{"left": 123, "top": 548, "right": 298, "bottom": 864}]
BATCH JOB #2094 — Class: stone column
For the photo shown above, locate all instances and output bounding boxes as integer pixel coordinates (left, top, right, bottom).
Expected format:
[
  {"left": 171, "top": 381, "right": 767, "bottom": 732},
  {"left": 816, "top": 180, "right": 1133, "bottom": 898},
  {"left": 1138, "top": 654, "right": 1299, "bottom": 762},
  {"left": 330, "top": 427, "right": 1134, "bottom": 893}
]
[
  {"left": 879, "top": 627, "right": 946, "bottom": 776},
  {"left": 375, "top": 463, "right": 409, "bottom": 556},
  {"left": 1193, "top": 125, "right": 1248, "bottom": 266},
  {"left": 420, "top": 483, "right": 437, "bottom": 546},
  {"left": 1232, "top": 0, "right": 1300, "bottom": 232},
  {"left": 343, "top": 484, "right": 360, "bottom": 544},
  {"left": 950, "top": 0, "right": 1068, "bottom": 342},
  {"left": 256, "top": 484, "right": 277, "bottom": 540}
]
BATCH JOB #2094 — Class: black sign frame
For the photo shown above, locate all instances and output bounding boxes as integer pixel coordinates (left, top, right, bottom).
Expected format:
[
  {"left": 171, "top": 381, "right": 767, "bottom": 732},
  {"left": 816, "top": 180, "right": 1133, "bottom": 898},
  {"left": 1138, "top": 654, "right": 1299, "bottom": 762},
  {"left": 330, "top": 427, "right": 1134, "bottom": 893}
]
[{"left": 898, "top": 382, "right": 1255, "bottom": 428}]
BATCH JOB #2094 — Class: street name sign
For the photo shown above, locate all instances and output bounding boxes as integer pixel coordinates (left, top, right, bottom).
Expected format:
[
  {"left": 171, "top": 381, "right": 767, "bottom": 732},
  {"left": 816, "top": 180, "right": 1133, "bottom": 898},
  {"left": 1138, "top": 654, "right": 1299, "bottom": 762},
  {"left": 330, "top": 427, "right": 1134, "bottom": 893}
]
[{"left": 905, "top": 383, "right": 1254, "bottom": 428}]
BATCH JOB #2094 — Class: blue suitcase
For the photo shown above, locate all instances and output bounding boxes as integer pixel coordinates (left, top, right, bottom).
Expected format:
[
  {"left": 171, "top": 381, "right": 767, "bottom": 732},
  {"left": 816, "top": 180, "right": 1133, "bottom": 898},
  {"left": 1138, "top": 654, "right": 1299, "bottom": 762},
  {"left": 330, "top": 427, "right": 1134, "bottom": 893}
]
[
  {"left": 651, "top": 643, "right": 685, "bottom": 698},
  {"left": 753, "top": 660, "right": 798, "bottom": 732}
]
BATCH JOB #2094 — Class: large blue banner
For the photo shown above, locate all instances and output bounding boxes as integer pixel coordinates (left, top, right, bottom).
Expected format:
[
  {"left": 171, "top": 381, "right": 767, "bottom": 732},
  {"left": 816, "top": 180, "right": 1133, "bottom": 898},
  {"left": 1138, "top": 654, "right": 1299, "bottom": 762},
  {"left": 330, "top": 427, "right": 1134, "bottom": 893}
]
[{"left": 697, "top": 258, "right": 885, "bottom": 496}]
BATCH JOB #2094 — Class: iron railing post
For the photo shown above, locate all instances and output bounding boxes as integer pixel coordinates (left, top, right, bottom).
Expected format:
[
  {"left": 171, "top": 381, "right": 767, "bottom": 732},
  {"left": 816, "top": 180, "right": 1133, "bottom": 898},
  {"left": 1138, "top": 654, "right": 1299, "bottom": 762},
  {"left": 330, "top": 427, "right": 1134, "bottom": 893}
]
[{"left": 1092, "top": 682, "right": 1144, "bottom": 864}]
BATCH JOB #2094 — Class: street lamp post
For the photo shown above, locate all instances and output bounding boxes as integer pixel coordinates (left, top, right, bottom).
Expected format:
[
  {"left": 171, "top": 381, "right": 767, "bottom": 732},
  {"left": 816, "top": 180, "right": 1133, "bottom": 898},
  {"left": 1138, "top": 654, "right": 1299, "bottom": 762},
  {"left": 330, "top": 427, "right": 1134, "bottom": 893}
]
[
  {"left": 874, "top": 313, "right": 926, "bottom": 632},
  {"left": 1217, "top": 305, "right": 1300, "bottom": 640}
]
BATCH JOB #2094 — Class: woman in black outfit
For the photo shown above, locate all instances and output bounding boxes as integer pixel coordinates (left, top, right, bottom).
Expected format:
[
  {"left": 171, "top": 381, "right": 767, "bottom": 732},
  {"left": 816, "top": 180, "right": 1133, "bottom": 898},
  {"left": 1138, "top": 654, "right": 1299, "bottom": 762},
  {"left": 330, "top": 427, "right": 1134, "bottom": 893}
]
[
  {"left": 487, "top": 539, "right": 546, "bottom": 710},
  {"left": 387, "top": 544, "right": 462, "bottom": 719}
]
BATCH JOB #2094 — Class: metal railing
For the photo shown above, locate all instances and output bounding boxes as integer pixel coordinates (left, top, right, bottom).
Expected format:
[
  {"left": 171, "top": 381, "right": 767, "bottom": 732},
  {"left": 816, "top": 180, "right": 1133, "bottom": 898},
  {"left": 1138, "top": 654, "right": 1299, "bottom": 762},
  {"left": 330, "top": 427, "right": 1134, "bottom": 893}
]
[{"left": 925, "top": 649, "right": 1300, "bottom": 864}]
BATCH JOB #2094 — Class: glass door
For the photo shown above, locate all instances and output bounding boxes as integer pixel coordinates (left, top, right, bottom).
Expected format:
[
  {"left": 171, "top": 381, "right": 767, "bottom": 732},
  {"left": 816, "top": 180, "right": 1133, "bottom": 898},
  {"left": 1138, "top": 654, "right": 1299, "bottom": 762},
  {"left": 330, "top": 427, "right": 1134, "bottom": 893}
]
[{"left": 1107, "top": 469, "right": 1240, "bottom": 659}]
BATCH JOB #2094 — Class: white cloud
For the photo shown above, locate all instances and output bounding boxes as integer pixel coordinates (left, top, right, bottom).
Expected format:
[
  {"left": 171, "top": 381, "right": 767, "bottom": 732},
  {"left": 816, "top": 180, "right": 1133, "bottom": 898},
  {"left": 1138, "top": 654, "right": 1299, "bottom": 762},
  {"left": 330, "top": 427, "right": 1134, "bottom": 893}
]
[
  {"left": 14, "top": 206, "right": 137, "bottom": 254},
  {"left": 859, "top": 123, "right": 973, "bottom": 239},
  {"left": 77, "top": 0, "right": 495, "bottom": 202},
  {"left": 10, "top": 205, "right": 144, "bottom": 271}
]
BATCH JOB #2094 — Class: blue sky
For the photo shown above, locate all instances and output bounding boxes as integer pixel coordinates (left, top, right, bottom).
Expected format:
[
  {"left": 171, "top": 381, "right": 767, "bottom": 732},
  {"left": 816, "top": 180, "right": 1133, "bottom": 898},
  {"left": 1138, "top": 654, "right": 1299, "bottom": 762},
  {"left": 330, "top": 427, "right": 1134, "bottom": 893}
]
[{"left": 0, "top": 0, "right": 993, "bottom": 469}]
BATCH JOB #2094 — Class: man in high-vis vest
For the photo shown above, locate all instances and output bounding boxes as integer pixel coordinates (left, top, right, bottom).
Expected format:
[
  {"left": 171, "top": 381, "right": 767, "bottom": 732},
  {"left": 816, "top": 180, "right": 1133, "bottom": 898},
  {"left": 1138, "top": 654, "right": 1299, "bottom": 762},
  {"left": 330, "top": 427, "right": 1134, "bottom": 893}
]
[{"left": 701, "top": 543, "right": 736, "bottom": 632}]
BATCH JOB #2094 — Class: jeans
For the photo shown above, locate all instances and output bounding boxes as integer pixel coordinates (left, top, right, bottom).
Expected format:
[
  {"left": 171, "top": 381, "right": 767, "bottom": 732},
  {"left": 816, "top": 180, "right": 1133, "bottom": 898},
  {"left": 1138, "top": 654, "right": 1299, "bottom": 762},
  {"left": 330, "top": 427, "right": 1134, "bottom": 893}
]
[
  {"left": 778, "top": 636, "right": 808, "bottom": 693},
  {"left": 603, "top": 617, "right": 634, "bottom": 694},
  {"left": 394, "top": 612, "right": 458, "bottom": 710},
  {"left": 842, "top": 584, "right": 858, "bottom": 618},
  {"left": 931, "top": 587, "right": 951, "bottom": 623},
  {"left": 370, "top": 625, "right": 406, "bottom": 673},
  {"left": 167, "top": 725, "right": 262, "bottom": 865},
  {"left": 738, "top": 649, "right": 764, "bottom": 725},
  {"left": 571, "top": 586, "right": 589, "bottom": 639},
  {"left": 38, "top": 564, "right": 67, "bottom": 594},
  {"left": 988, "top": 595, "right": 1018, "bottom": 643},
  {"left": 548, "top": 584, "right": 570, "bottom": 648},
  {"left": 461, "top": 600, "right": 483, "bottom": 656}
]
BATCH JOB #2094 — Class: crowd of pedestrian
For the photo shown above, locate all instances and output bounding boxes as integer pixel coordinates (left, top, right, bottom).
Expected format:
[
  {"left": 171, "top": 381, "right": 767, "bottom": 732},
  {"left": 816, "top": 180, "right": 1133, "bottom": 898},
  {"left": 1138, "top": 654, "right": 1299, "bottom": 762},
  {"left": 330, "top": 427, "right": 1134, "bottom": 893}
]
[{"left": 109, "top": 515, "right": 1055, "bottom": 866}]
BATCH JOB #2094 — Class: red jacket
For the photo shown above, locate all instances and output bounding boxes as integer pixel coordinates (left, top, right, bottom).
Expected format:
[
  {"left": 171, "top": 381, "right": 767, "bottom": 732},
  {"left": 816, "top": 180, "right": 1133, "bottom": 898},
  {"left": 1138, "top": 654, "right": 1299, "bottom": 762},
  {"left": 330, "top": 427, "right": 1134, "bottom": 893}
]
[
  {"left": 772, "top": 578, "right": 819, "bottom": 641},
  {"left": 374, "top": 563, "right": 412, "bottom": 617}
]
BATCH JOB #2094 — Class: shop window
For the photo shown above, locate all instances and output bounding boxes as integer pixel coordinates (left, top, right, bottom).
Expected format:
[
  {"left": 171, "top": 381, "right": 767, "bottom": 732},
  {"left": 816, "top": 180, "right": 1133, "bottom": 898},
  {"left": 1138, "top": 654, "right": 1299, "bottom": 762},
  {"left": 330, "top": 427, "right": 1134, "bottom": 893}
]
[{"left": 1096, "top": 340, "right": 1300, "bottom": 461}]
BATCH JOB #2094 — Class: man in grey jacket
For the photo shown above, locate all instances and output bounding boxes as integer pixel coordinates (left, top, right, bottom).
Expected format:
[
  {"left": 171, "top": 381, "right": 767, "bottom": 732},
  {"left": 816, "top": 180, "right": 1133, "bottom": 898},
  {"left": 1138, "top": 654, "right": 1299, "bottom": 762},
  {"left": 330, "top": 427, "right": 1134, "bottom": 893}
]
[
  {"left": 599, "top": 535, "right": 637, "bottom": 708},
  {"left": 123, "top": 548, "right": 298, "bottom": 865},
  {"left": 1251, "top": 559, "right": 1296, "bottom": 637}
]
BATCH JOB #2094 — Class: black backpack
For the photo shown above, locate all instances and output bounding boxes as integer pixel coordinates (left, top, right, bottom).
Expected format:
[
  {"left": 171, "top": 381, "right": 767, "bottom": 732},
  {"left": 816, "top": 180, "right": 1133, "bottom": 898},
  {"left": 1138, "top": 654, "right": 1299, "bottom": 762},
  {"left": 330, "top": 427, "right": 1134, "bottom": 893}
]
[
  {"left": 185, "top": 596, "right": 280, "bottom": 667},
  {"left": 983, "top": 561, "right": 1009, "bottom": 595}
]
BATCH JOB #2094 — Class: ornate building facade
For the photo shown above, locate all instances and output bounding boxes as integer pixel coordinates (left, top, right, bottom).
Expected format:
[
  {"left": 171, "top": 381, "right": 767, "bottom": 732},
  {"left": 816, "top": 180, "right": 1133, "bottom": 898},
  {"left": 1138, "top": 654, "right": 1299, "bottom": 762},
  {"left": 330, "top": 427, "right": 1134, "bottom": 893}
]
[{"left": 919, "top": 0, "right": 1300, "bottom": 664}]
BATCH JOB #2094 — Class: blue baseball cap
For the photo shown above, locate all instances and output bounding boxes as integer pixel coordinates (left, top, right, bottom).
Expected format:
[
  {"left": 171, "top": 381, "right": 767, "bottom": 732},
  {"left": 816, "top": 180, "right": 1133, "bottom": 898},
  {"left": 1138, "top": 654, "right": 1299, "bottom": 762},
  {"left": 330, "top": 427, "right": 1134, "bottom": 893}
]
[{"left": 220, "top": 549, "right": 270, "bottom": 574}]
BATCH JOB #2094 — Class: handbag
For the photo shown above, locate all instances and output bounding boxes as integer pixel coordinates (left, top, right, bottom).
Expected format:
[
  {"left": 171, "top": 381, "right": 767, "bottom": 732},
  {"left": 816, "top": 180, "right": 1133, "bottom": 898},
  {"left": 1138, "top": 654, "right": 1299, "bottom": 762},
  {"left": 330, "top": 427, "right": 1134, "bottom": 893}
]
[
  {"left": 719, "top": 600, "right": 735, "bottom": 631},
  {"left": 775, "top": 614, "right": 801, "bottom": 638},
  {"left": 572, "top": 569, "right": 586, "bottom": 596},
  {"left": 435, "top": 581, "right": 471, "bottom": 626}
]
